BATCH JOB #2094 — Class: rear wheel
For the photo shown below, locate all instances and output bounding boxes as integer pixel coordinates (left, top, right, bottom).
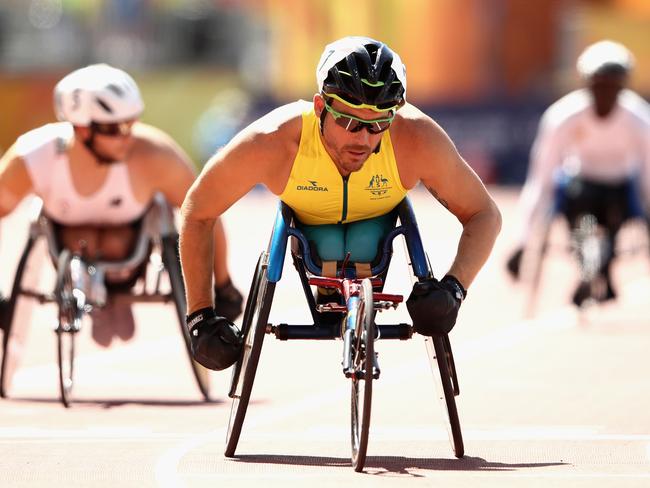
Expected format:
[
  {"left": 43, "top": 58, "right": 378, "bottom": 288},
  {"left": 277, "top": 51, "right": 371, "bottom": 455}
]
[
  {"left": 160, "top": 235, "right": 211, "bottom": 401},
  {"left": 350, "top": 278, "right": 375, "bottom": 472},
  {"left": 225, "top": 252, "right": 274, "bottom": 457},
  {"left": 0, "top": 236, "right": 37, "bottom": 398},
  {"left": 425, "top": 335, "right": 464, "bottom": 458}
]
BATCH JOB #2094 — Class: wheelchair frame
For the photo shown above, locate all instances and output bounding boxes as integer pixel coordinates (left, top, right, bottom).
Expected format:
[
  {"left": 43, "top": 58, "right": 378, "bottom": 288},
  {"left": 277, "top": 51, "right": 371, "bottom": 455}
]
[
  {"left": 224, "top": 196, "right": 464, "bottom": 471},
  {"left": 0, "top": 194, "right": 211, "bottom": 406}
]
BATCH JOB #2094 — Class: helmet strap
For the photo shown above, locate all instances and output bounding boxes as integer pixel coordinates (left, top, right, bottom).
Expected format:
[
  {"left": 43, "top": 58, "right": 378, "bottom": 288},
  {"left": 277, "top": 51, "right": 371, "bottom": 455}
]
[
  {"left": 83, "top": 129, "right": 119, "bottom": 164},
  {"left": 319, "top": 108, "right": 327, "bottom": 135}
]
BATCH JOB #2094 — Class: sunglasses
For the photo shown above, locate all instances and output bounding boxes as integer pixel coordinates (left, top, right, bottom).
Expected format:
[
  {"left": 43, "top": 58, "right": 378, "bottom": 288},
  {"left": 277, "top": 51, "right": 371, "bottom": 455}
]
[
  {"left": 91, "top": 120, "right": 134, "bottom": 137},
  {"left": 324, "top": 103, "right": 394, "bottom": 135}
]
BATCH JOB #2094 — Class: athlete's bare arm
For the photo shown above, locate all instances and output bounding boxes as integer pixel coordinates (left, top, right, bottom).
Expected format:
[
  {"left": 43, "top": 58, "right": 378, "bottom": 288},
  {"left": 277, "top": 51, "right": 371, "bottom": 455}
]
[
  {"left": 0, "top": 146, "right": 33, "bottom": 218},
  {"left": 180, "top": 102, "right": 304, "bottom": 312},
  {"left": 393, "top": 104, "right": 502, "bottom": 288}
]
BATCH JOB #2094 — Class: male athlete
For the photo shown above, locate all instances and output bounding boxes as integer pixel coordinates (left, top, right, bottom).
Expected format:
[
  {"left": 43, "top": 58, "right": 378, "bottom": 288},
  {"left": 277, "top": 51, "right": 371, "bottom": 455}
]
[
  {"left": 0, "top": 64, "right": 242, "bottom": 345},
  {"left": 180, "top": 36, "right": 502, "bottom": 370}
]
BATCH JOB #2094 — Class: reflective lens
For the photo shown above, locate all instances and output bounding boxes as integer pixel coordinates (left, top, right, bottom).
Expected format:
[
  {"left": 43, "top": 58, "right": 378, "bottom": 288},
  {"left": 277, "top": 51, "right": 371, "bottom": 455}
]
[
  {"left": 324, "top": 104, "right": 394, "bottom": 134},
  {"left": 91, "top": 120, "right": 134, "bottom": 137}
]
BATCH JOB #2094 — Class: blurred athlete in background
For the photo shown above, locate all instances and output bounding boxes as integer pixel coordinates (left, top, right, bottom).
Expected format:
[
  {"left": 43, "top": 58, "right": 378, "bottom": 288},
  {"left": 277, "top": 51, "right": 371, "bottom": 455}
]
[
  {"left": 506, "top": 40, "right": 650, "bottom": 306},
  {"left": 0, "top": 64, "right": 242, "bottom": 345}
]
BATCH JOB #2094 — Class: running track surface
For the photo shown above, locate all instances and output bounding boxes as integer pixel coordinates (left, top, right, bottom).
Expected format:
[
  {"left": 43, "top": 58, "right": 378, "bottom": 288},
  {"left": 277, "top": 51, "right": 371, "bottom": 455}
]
[{"left": 1, "top": 187, "right": 649, "bottom": 487}]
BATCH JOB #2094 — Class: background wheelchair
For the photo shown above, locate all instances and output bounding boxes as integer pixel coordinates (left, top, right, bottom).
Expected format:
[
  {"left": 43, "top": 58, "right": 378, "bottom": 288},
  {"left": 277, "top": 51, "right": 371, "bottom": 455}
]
[
  {"left": 0, "top": 193, "right": 211, "bottom": 407},
  {"left": 520, "top": 177, "right": 649, "bottom": 316},
  {"left": 224, "top": 197, "right": 463, "bottom": 472}
]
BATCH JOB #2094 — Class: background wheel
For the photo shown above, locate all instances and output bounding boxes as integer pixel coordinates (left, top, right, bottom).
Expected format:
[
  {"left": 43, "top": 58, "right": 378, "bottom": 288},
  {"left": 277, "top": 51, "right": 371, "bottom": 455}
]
[
  {"left": 161, "top": 235, "right": 211, "bottom": 401},
  {"left": 351, "top": 278, "right": 375, "bottom": 472},
  {"left": 225, "top": 252, "right": 275, "bottom": 458},
  {"left": 425, "top": 335, "right": 464, "bottom": 458},
  {"left": 0, "top": 236, "right": 36, "bottom": 398}
]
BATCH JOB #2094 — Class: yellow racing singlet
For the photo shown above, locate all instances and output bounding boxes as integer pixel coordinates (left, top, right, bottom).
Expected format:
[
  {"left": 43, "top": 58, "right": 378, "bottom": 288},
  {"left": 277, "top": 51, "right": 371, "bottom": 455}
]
[{"left": 279, "top": 109, "right": 407, "bottom": 225}]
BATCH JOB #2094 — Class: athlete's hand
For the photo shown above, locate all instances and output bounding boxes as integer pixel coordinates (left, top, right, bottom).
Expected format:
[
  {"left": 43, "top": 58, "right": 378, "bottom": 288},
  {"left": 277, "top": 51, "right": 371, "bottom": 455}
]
[
  {"left": 406, "top": 275, "right": 466, "bottom": 336},
  {"left": 186, "top": 307, "right": 242, "bottom": 371}
]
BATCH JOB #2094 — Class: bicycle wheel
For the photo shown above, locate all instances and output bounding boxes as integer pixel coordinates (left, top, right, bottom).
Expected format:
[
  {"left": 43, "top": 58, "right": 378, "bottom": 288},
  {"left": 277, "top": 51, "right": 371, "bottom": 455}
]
[
  {"left": 425, "top": 335, "right": 464, "bottom": 458},
  {"left": 0, "top": 236, "right": 36, "bottom": 398},
  {"left": 54, "top": 250, "right": 81, "bottom": 408},
  {"left": 350, "top": 278, "right": 375, "bottom": 472},
  {"left": 160, "top": 235, "right": 211, "bottom": 401},
  {"left": 225, "top": 252, "right": 274, "bottom": 457}
]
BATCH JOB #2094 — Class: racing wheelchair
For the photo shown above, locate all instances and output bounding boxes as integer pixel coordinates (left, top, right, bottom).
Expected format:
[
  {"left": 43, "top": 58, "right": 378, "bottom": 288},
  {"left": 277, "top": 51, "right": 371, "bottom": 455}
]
[
  {"left": 0, "top": 193, "right": 211, "bottom": 407},
  {"left": 225, "top": 197, "right": 464, "bottom": 472},
  {"left": 520, "top": 175, "right": 649, "bottom": 316}
]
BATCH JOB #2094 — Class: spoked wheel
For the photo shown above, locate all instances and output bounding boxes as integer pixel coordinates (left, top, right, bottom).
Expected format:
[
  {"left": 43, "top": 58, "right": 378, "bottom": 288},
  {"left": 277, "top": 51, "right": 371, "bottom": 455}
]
[
  {"left": 160, "top": 235, "right": 211, "bottom": 401},
  {"left": 54, "top": 250, "right": 81, "bottom": 408},
  {"left": 425, "top": 335, "right": 464, "bottom": 458},
  {"left": 350, "top": 278, "right": 375, "bottom": 472},
  {"left": 572, "top": 214, "right": 610, "bottom": 307},
  {"left": 0, "top": 236, "right": 37, "bottom": 398},
  {"left": 225, "top": 252, "right": 275, "bottom": 457}
]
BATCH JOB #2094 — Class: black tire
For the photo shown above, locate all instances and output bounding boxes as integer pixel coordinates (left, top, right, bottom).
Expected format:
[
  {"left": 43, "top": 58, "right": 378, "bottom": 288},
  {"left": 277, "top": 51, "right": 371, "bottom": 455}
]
[
  {"left": 0, "top": 236, "right": 36, "bottom": 398},
  {"left": 225, "top": 252, "right": 275, "bottom": 458},
  {"left": 54, "top": 250, "right": 80, "bottom": 408},
  {"left": 160, "top": 236, "right": 211, "bottom": 401},
  {"left": 351, "top": 278, "right": 375, "bottom": 472},
  {"left": 425, "top": 335, "right": 464, "bottom": 458}
]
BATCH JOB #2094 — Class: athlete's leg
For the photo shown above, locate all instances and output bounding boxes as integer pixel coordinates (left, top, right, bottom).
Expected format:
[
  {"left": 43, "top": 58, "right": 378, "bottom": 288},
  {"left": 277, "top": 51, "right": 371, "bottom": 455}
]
[
  {"left": 297, "top": 223, "right": 345, "bottom": 309},
  {"left": 97, "top": 224, "right": 138, "bottom": 260},
  {"left": 298, "top": 223, "right": 346, "bottom": 262},
  {"left": 344, "top": 213, "right": 396, "bottom": 263},
  {"left": 57, "top": 226, "right": 101, "bottom": 259}
]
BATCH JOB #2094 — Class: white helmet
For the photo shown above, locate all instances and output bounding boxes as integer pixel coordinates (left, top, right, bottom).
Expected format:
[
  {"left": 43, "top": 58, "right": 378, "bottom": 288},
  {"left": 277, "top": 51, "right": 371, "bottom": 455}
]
[
  {"left": 576, "top": 40, "right": 634, "bottom": 79},
  {"left": 54, "top": 64, "right": 144, "bottom": 126}
]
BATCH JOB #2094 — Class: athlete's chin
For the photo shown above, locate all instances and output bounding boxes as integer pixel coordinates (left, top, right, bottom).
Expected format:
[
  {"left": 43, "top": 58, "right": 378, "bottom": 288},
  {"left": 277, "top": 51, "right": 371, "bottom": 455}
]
[{"left": 341, "top": 154, "right": 369, "bottom": 172}]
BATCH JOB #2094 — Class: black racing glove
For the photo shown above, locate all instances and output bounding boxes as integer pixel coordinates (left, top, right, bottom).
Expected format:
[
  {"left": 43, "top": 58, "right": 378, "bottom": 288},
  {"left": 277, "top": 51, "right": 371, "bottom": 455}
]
[
  {"left": 406, "top": 275, "right": 466, "bottom": 336},
  {"left": 186, "top": 307, "right": 242, "bottom": 371}
]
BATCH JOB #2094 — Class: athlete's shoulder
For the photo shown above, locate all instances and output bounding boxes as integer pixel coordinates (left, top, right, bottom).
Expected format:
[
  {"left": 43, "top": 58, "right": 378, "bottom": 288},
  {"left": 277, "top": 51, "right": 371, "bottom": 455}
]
[
  {"left": 391, "top": 102, "right": 448, "bottom": 148},
  {"left": 128, "top": 122, "right": 193, "bottom": 173},
  {"left": 245, "top": 100, "right": 309, "bottom": 137},
  {"left": 540, "top": 89, "right": 590, "bottom": 129},
  {"left": 618, "top": 90, "right": 650, "bottom": 126},
  {"left": 14, "top": 122, "right": 72, "bottom": 157}
]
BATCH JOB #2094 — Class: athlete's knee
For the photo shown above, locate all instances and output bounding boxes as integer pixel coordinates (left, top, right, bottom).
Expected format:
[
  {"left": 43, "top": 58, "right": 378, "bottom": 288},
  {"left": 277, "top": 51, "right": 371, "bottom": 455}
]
[
  {"left": 347, "top": 235, "right": 380, "bottom": 263},
  {"left": 58, "top": 226, "right": 100, "bottom": 258},
  {"left": 99, "top": 226, "right": 136, "bottom": 261},
  {"left": 314, "top": 238, "right": 345, "bottom": 261}
]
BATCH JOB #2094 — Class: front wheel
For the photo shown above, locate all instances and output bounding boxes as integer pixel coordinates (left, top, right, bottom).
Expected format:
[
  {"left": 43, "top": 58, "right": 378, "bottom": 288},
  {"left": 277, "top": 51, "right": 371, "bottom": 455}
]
[
  {"left": 54, "top": 250, "right": 81, "bottom": 408},
  {"left": 350, "top": 278, "right": 375, "bottom": 472}
]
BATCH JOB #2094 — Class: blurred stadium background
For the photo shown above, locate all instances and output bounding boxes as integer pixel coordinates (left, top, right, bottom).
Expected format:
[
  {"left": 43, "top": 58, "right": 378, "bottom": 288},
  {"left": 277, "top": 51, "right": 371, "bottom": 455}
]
[{"left": 0, "top": 0, "right": 648, "bottom": 184}]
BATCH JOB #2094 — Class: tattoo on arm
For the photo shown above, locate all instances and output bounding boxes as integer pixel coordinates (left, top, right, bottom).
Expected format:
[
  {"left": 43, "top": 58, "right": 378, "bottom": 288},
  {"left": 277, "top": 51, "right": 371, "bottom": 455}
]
[{"left": 426, "top": 185, "right": 449, "bottom": 209}]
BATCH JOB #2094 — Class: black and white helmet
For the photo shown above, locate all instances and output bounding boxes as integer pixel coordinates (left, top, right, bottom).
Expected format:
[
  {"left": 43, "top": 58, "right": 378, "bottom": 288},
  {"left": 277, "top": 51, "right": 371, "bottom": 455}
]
[
  {"left": 54, "top": 64, "right": 144, "bottom": 126},
  {"left": 576, "top": 40, "right": 634, "bottom": 79},
  {"left": 316, "top": 36, "right": 407, "bottom": 111}
]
